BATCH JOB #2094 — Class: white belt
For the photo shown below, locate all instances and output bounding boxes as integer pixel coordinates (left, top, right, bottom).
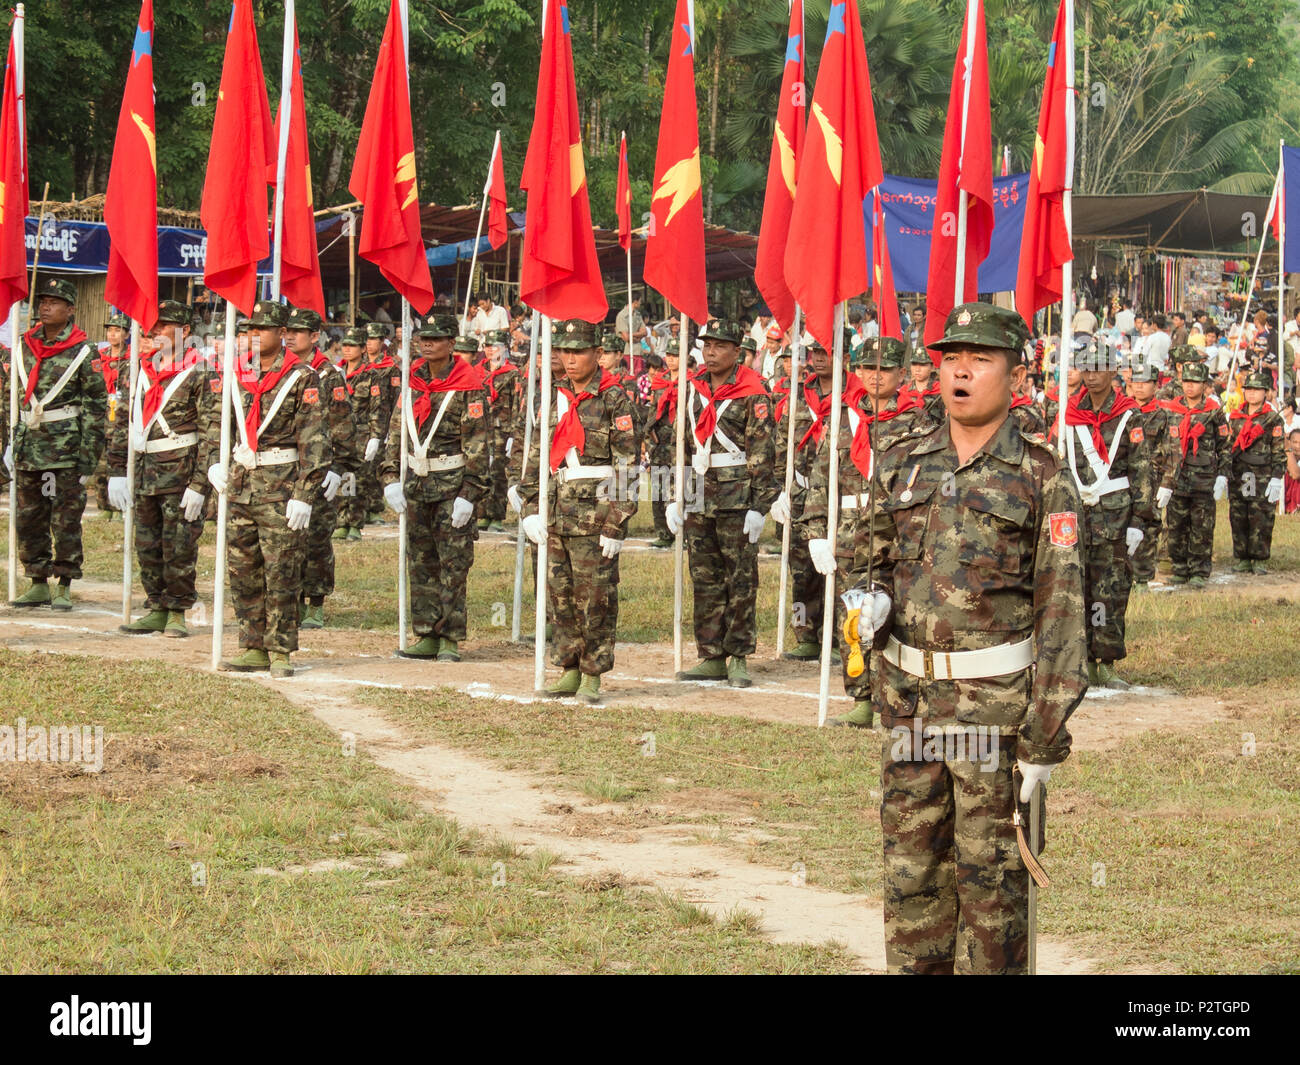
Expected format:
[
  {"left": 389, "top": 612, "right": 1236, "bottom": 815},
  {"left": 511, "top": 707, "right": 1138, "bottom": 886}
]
[
  {"left": 1077, "top": 475, "right": 1129, "bottom": 506},
  {"left": 883, "top": 635, "right": 1034, "bottom": 682},
  {"left": 555, "top": 463, "right": 614, "bottom": 484},
  {"left": 706, "top": 451, "right": 747, "bottom": 469},
  {"left": 407, "top": 452, "right": 466, "bottom": 477},
  {"left": 840, "top": 492, "right": 870, "bottom": 510},
  {"left": 255, "top": 447, "right": 299, "bottom": 467},
  {"left": 142, "top": 431, "right": 198, "bottom": 454},
  {"left": 22, "top": 403, "right": 79, "bottom": 427}
]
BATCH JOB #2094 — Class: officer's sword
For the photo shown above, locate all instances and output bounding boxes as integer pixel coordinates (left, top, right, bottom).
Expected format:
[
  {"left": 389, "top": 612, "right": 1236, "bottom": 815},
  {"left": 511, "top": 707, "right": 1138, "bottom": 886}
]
[{"left": 1028, "top": 783, "right": 1042, "bottom": 974}]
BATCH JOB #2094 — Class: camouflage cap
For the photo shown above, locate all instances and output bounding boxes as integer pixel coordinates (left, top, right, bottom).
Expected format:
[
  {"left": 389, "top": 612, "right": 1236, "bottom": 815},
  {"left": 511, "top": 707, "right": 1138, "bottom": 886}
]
[
  {"left": 36, "top": 277, "right": 77, "bottom": 305},
  {"left": 1129, "top": 363, "right": 1159, "bottom": 383},
  {"left": 341, "top": 326, "right": 366, "bottom": 346},
  {"left": 105, "top": 311, "right": 130, "bottom": 330},
  {"left": 552, "top": 319, "right": 600, "bottom": 350},
  {"left": 850, "top": 336, "right": 906, "bottom": 369},
  {"left": 1244, "top": 371, "right": 1272, "bottom": 390},
  {"left": 484, "top": 329, "right": 511, "bottom": 347},
  {"left": 697, "top": 318, "right": 744, "bottom": 345},
  {"left": 1075, "top": 337, "right": 1120, "bottom": 372},
  {"left": 236, "top": 318, "right": 251, "bottom": 334},
  {"left": 154, "top": 300, "right": 191, "bottom": 326},
  {"left": 365, "top": 321, "right": 390, "bottom": 340},
  {"left": 930, "top": 302, "right": 1030, "bottom": 353},
  {"left": 419, "top": 313, "right": 459, "bottom": 339},
  {"left": 286, "top": 307, "right": 322, "bottom": 332},
  {"left": 1169, "top": 344, "right": 1199, "bottom": 364},
  {"left": 600, "top": 328, "right": 622, "bottom": 350},
  {"left": 909, "top": 346, "right": 934, "bottom": 366},
  {"left": 740, "top": 336, "right": 758, "bottom": 353},
  {"left": 1180, "top": 361, "right": 1210, "bottom": 383},
  {"left": 247, "top": 300, "right": 288, "bottom": 328},
  {"left": 453, "top": 336, "right": 480, "bottom": 354}
]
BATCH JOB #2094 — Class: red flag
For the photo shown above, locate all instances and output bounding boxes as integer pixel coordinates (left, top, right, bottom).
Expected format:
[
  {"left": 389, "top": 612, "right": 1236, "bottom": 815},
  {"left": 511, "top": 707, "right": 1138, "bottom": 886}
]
[
  {"left": 754, "top": 0, "right": 806, "bottom": 332},
  {"left": 349, "top": 0, "right": 434, "bottom": 315},
  {"left": 871, "top": 189, "right": 901, "bottom": 340},
  {"left": 486, "top": 130, "right": 508, "bottom": 250},
  {"left": 783, "top": 0, "right": 884, "bottom": 347},
  {"left": 616, "top": 131, "right": 632, "bottom": 252},
  {"left": 643, "top": 0, "right": 707, "bottom": 325},
  {"left": 105, "top": 0, "right": 157, "bottom": 329},
  {"left": 0, "top": 22, "right": 28, "bottom": 321},
  {"left": 270, "top": 17, "right": 324, "bottom": 316},
  {"left": 1015, "top": 0, "right": 1075, "bottom": 322},
  {"left": 200, "top": 0, "right": 274, "bottom": 316},
  {"left": 519, "top": 0, "right": 606, "bottom": 322},
  {"left": 925, "top": 0, "right": 995, "bottom": 350},
  {"left": 1270, "top": 167, "right": 1283, "bottom": 244}
]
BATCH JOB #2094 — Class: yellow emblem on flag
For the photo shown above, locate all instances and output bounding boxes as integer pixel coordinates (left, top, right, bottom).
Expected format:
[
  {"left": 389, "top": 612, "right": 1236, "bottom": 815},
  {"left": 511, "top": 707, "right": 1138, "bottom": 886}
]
[
  {"left": 0, "top": 180, "right": 5, "bottom": 225},
  {"left": 395, "top": 152, "right": 418, "bottom": 210},
  {"left": 132, "top": 111, "right": 156, "bottom": 175},
  {"left": 569, "top": 142, "right": 586, "bottom": 196},
  {"left": 1034, "top": 133, "right": 1045, "bottom": 179},
  {"left": 812, "top": 102, "right": 842, "bottom": 187},
  {"left": 652, "top": 148, "right": 701, "bottom": 227},
  {"left": 775, "top": 121, "right": 796, "bottom": 198}
]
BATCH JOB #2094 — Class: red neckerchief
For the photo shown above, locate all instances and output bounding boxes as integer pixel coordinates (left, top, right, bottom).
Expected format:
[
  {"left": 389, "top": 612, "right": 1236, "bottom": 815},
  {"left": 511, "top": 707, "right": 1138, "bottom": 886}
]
[
  {"left": 100, "top": 349, "right": 124, "bottom": 395},
  {"left": 483, "top": 363, "right": 513, "bottom": 402},
  {"left": 343, "top": 360, "right": 370, "bottom": 394},
  {"left": 237, "top": 351, "right": 301, "bottom": 450},
  {"left": 691, "top": 364, "right": 768, "bottom": 445},
  {"left": 651, "top": 373, "right": 680, "bottom": 422},
  {"left": 1010, "top": 393, "right": 1033, "bottom": 409},
  {"left": 1138, "top": 398, "right": 1161, "bottom": 413},
  {"left": 1231, "top": 403, "right": 1273, "bottom": 452},
  {"left": 369, "top": 354, "right": 395, "bottom": 371},
  {"left": 310, "top": 347, "right": 330, "bottom": 372},
  {"left": 850, "top": 392, "right": 920, "bottom": 479},
  {"left": 550, "top": 370, "right": 619, "bottom": 473},
  {"left": 1161, "top": 399, "right": 1210, "bottom": 458},
  {"left": 23, "top": 325, "right": 89, "bottom": 404},
  {"left": 900, "top": 379, "right": 940, "bottom": 405},
  {"left": 140, "top": 357, "right": 184, "bottom": 428},
  {"left": 798, "top": 375, "right": 867, "bottom": 450},
  {"left": 1065, "top": 389, "right": 1138, "bottom": 464},
  {"left": 408, "top": 356, "right": 484, "bottom": 426}
]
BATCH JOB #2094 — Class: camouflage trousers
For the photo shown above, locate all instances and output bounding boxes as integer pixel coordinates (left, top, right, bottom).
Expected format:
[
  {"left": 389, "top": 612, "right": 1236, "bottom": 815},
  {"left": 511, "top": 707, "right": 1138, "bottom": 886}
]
[
  {"left": 481, "top": 448, "right": 508, "bottom": 522},
  {"left": 649, "top": 452, "right": 675, "bottom": 541},
  {"left": 338, "top": 469, "right": 368, "bottom": 530},
  {"left": 791, "top": 536, "right": 825, "bottom": 646},
  {"left": 880, "top": 732, "right": 1028, "bottom": 974},
  {"left": 364, "top": 457, "right": 384, "bottom": 514},
  {"left": 90, "top": 450, "right": 116, "bottom": 514},
  {"left": 407, "top": 496, "right": 476, "bottom": 641},
  {"left": 1228, "top": 490, "right": 1277, "bottom": 561},
  {"left": 686, "top": 510, "right": 760, "bottom": 659},
  {"left": 548, "top": 533, "right": 620, "bottom": 675},
  {"left": 1081, "top": 529, "right": 1132, "bottom": 662},
  {"left": 1166, "top": 491, "right": 1215, "bottom": 580},
  {"left": 15, "top": 468, "right": 88, "bottom": 581},
  {"left": 228, "top": 500, "right": 306, "bottom": 654},
  {"left": 1129, "top": 514, "right": 1164, "bottom": 582},
  {"left": 301, "top": 497, "right": 338, "bottom": 599},
  {"left": 134, "top": 491, "right": 204, "bottom": 611}
]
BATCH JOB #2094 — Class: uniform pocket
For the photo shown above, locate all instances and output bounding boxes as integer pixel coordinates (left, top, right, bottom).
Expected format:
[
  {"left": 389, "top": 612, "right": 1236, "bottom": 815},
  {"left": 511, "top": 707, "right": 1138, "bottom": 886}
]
[
  {"left": 882, "top": 484, "right": 935, "bottom": 561},
  {"left": 957, "top": 491, "right": 1031, "bottom": 574}
]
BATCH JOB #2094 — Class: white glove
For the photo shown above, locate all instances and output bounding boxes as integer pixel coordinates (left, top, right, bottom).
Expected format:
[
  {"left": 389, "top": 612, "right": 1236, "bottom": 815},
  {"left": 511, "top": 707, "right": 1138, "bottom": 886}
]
[
  {"left": 2, "top": 444, "right": 11, "bottom": 475},
  {"left": 505, "top": 437, "right": 514, "bottom": 458},
  {"left": 180, "top": 487, "right": 205, "bottom": 523},
  {"left": 1156, "top": 486, "right": 1172, "bottom": 510},
  {"left": 79, "top": 475, "right": 90, "bottom": 486},
  {"left": 842, "top": 587, "right": 892, "bottom": 640},
  {"left": 107, "top": 476, "right": 133, "bottom": 511},
  {"left": 450, "top": 496, "right": 474, "bottom": 528},
  {"left": 665, "top": 500, "right": 685, "bottom": 537},
  {"left": 743, "top": 509, "right": 765, "bottom": 544},
  {"left": 321, "top": 470, "right": 343, "bottom": 502},
  {"left": 1125, "top": 527, "right": 1144, "bottom": 556},
  {"left": 285, "top": 499, "right": 312, "bottom": 531},
  {"left": 522, "top": 513, "right": 547, "bottom": 545},
  {"left": 364, "top": 437, "right": 380, "bottom": 462},
  {"left": 599, "top": 534, "right": 622, "bottom": 559},
  {"left": 1017, "top": 760, "right": 1054, "bottom": 803},
  {"left": 1213, "top": 475, "right": 1228, "bottom": 501},
  {"left": 231, "top": 442, "right": 255, "bottom": 470},
  {"left": 207, "top": 463, "right": 228, "bottom": 495},
  {"left": 770, "top": 490, "right": 791, "bottom": 526},
  {"left": 1267, "top": 477, "right": 1284, "bottom": 504},
  {"left": 383, "top": 481, "right": 407, "bottom": 515},
  {"left": 808, "top": 537, "right": 836, "bottom": 575},
  {"left": 507, "top": 485, "right": 523, "bottom": 514}
]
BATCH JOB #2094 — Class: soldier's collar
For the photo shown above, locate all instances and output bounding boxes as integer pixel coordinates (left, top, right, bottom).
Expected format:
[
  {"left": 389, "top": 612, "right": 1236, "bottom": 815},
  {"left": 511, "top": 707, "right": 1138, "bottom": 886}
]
[{"left": 914, "top": 414, "right": 1024, "bottom": 466}]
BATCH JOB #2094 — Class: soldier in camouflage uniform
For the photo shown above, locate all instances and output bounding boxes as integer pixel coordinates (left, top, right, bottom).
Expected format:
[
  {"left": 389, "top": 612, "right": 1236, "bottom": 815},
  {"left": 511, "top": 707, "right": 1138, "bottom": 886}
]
[
  {"left": 361, "top": 321, "right": 398, "bottom": 522},
  {"left": 852, "top": 303, "right": 1087, "bottom": 975},
  {"left": 669, "top": 319, "right": 778, "bottom": 688},
  {"left": 2, "top": 277, "right": 109, "bottom": 609},
  {"left": 791, "top": 336, "right": 925, "bottom": 726},
  {"left": 287, "top": 308, "right": 357, "bottom": 627},
  {"left": 1127, "top": 364, "right": 1171, "bottom": 585},
  {"left": 1226, "top": 370, "right": 1286, "bottom": 572},
  {"left": 108, "top": 300, "right": 212, "bottom": 637},
  {"left": 1044, "top": 340, "right": 1156, "bottom": 688},
  {"left": 335, "top": 327, "right": 374, "bottom": 540},
  {"left": 519, "top": 319, "right": 639, "bottom": 703},
  {"left": 203, "top": 301, "right": 330, "bottom": 677},
  {"left": 480, "top": 328, "right": 521, "bottom": 532},
  {"left": 599, "top": 328, "right": 646, "bottom": 435},
  {"left": 1158, "top": 360, "right": 1229, "bottom": 586},
  {"left": 899, "top": 346, "right": 943, "bottom": 421},
  {"left": 645, "top": 347, "right": 681, "bottom": 548},
  {"left": 1157, "top": 345, "right": 1197, "bottom": 402},
  {"left": 381, "top": 314, "right": 490, "bottom": 660},
  {"left": 90, "top": 310, "right": 130, "bottom": 515}
]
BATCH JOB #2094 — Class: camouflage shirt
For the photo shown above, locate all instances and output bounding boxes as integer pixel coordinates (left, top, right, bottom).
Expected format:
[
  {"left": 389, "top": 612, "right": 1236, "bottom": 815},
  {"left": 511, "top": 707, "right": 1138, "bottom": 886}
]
[
  {"left": 482, "top": 361, "right": 524, "bottom": 463},
  {"left": 685, "top": 364, "right": 778, "bottom": 517},
  {"left": 367, "top": 355, "right": 402, "bottom": 443},
  {"left": 308, "top": 349, "right": 360, "bottom": 477},
  {"left": 872, "top": 415, "right": 1088, "bottom": 765},
  {"left": 341, "top": 359, "right": 376, "bottom": 452},
  {"left": 107, "top": 356, "right": 214, "bottom": 497},
  {"left": 1226, "top": 404, "right": 1287, "bottom": 481},
  {"left": 1159, "top": 398, "right": 1230, "bottom": 493}
]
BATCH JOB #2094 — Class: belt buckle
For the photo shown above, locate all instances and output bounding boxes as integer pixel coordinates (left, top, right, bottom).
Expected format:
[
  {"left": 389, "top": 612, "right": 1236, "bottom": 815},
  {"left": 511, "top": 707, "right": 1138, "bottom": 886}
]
[{"left": 923, "top": 649, "right": 934, "bottom": 682}]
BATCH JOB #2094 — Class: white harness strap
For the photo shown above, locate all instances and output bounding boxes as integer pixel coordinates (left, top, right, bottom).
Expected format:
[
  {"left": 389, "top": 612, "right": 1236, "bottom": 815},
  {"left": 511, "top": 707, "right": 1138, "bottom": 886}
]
[
  {"left": 17, "top": 342, "right": 94, "bottom": 424},
  {"left": 234, "top": 369, "right": 304, "bottom": 451},
  {"left": 131, "top": 365, "right": 197, "bottom": 451},
  {"left": 404, "top": 389, "right": 459, "bottom": 476},
  {"left": 688, "top": 387, "right": 740, "bottom": 475},
  {"left": 1065, "top": 409, "right": 1133, "bottom": 505}
]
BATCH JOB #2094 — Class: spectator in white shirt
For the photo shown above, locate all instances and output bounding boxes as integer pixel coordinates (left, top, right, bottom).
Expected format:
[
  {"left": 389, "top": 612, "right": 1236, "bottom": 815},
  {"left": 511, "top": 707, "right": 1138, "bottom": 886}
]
[
  {"left": 1144, "top": 313, "right": 1171, "bottom": 372},
  {"left": 1071, "top": 300, "right": 1097, "bottom": 333},
  {"left": 468, "top": 292, "right": 509, "bottom": 336},
  {"left": 1113, "top": 299, "right": 1135, "bottom": 335}
]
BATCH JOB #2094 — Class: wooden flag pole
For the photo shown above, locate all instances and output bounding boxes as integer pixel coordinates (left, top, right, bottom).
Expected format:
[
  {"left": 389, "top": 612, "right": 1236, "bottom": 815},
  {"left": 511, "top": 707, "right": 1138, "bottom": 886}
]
[
  {"left": 511, "top": 312, "right": 540, "bottom": 642},
  {"left": 397, "top": 298, "right": 411, "bottom": 650},
  {"left": 210, "top": 302, "right": 236, "bottom": 670},
  {"left": 120, "top": 321, "right": 141, "bottom": 623},
  {"left": 775, "top": 306, "right": 803, "bottom": 656},
  {"left": 816, "top": 303, "right": 846, "bottom": 727},
  {"left": 270, "top": 0, "right": 294, "bottom": 301},
  {"left": 672, "top": 316, "right": 691, "bottom": 675},
  {"left": 534, "top": 315, "right": 553, "bottom": 691}
]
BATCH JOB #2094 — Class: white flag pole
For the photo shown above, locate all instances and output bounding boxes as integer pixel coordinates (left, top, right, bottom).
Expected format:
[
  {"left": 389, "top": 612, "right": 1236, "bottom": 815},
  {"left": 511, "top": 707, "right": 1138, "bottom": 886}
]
[
  {"left": 1226, "top": 173, "right": 1278, "bottom": 387},
  {"left": 461, "top": 131, "right": 499, "bottom": 335},
  {"left": 511, "top": 312, "right": 541, "bottom": 641},
  {"left": 397, "top": 298, "right": 411, "bottom": 650},
  {"left": 952, "top": 0, "right": 979, "bottom": 306},
  {"left": 270, "top": 0, "right": 294, "bottom": 301},
  {"left": 816, "top": 304, "right": 845, "bottom": 727},
  {"left": 672, "top": 316, "right": 691, "bottom": 675},
  {"left": 534, "top": 315, "right": 553, "bottom": 691},
  {"left": 6, "top": 5, "right": 24, "bottom": 605},
  {"left": 775, "top": 306, "right": 802, "bottom": 656},
  {"left": 1278, "top": 138, "right": 1286, "bottom": 413},
  {"left": 1056, "top": 0, "right": 1076, "bottom": 457},
  {"left": 120, "top": 322, "right": 141, "bottom": 623},
  {"left": 210, "top": 303, "right": 236, "bottom": 670}
]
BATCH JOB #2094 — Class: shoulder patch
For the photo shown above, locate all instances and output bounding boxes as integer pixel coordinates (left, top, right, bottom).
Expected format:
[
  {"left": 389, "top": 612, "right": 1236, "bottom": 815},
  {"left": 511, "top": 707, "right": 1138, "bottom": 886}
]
[
  {"left": 1169, "top": 426, "right": 1179, "bottom": 437},
  {"left": 753, "top": 400, "right": 769, "bottom": 421},
  {"left": 391, "top": 375, "right": 401, "bottom": 388},
  {"left": 467, "top": 401, "right": 484, "bottom": 419},
  {"left": 1129, "top": 426, "right": 1144, "bottom": 444},
  {"left": 210, "top": 378, "right": 223, "bottom": 393},
  {"left": 614, "top": 414, "right": 633, "bottom": 432},
  {"left": 1048, "top": 512, "right": 1079, "bottom": 548},
  {"left": 1218, "top": 424, "right": 1229, "bottom": 437},
  {"left": 303, "top": 387, "right": 318, "bottom": 405},
  {"left": 333, "top": 385, "right": 346, "bottom": 402},
  {"left": 370, "top": 384, "right": 381, "bottom": 396}
]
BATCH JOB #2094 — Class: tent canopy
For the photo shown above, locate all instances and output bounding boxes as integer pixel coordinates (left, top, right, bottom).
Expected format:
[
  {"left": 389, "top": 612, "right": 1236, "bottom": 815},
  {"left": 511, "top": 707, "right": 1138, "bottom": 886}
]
[{"left": 1071, "top": 188, "right": 1270, "bottom": 253}]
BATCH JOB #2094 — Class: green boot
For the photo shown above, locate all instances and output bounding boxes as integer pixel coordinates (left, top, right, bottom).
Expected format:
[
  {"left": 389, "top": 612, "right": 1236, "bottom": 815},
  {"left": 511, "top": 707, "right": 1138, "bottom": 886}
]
[
  {"left": 1086, "top": 660, "right": 1100, "bottom": 686},
  {"left": 543, "top": 668, "right": 582, "bottom": 697},
  {"left": 346, "top": 527, "right": 362, "bottom": 542},
  {"left": 121, "top": 608, "right": 168, "bottom": 634},
  {"left": 436, "top": 637, "right": 461, "bottom": 662},
  {"left": 332, "top": 525, "right": 350, "bottom": 541},
  {"left": 269, "top": 652, "right": 294, "bottom": 678},
  {"left": 1096, "top": 661, "right": 1130, "bottom": 690},
  {"left": 1233, "top": 558, "right": 1252, "bottom": 573},
  {"left": 727, "top": 656, "right": 752, "bottom": 688},
  {"left": 677, "top": 657, "right": 727, "bottom": 682},
  {"left": 220, "top": 648, "right": 270, "bottom": 672},
  {"left": 1188, "top": 576, "right": 1208, "bottom": 589},
  {"left": 13, "top": 580, "right": 51, "bottom": 606},
  {"left": 576, "top": 674, "right": 602, "bottom": 704},
  {"left": 488, "top": 521, "right": 505, "bottom": 533},
  {"left": 648, "top": 536, "right": 674, "bottom": 549},
  {"left": 1252, "top": 561, "right": 1268, "bottom": 575},
  {"left": 1167, "top": 574, "right": 1188, "bottom": 586},
  {"left": 827, "top": 700, "right": 874, "bottom": 729},
  {"left": 783, "top": 639, "right": 820, "bottom": 661},
  {"left": 477, "top": 518, "right": 491, "bottom": 530},
  {"left": 50, "top": 583, "right": 73, "bottom": 611},
  {"left": 300, "top": 604, "right": 324, "bottom": 629},
  {"left": 163, "top": 611, "right": 189, "bottom": 639},
  {"left": 398, "top": 636, "right": 440, "bottom": 659}
]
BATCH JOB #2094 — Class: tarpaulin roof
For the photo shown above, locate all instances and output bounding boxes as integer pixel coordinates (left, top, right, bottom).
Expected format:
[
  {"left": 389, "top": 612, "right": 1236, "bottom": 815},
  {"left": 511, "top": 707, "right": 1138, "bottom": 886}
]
[{"left": 1071, "top": 188, "right": 1272, "bottom": 253}]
